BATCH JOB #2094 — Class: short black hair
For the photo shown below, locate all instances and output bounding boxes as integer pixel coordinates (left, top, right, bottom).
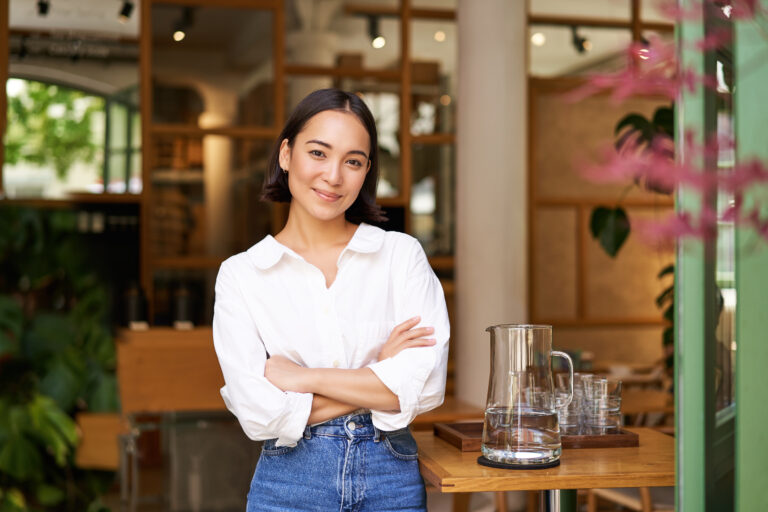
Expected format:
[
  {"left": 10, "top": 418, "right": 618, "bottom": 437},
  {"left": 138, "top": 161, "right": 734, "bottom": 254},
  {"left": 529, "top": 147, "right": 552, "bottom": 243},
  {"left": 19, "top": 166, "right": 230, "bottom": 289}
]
[{"left": 262, "top": 88, "right": 387, "bottom": 224}]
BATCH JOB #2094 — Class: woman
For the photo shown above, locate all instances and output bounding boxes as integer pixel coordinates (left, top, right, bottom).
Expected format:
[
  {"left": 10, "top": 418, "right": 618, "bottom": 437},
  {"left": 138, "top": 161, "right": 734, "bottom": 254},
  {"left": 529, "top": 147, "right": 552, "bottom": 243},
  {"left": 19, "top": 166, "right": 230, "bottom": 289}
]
[{"left": 212, "top": 88, "right": 450, "bottom": 511}]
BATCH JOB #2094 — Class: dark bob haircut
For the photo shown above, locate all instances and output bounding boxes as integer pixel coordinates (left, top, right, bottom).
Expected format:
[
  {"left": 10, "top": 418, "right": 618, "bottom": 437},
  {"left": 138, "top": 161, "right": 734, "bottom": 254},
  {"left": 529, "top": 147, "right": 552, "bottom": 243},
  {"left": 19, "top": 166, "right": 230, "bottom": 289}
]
[{"left": 262, "top": 88, "right": 387, "bottom": 225}]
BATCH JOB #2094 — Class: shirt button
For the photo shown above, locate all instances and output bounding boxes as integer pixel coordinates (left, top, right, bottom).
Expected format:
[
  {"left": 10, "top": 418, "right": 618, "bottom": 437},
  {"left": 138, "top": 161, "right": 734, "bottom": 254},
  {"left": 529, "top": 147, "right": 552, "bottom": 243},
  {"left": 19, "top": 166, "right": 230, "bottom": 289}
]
[
  {"left": 332, "top": 360, "right": 340, "bottom": 368},
  {"left": 348, "top": 422, "right": 356, "bottom": 431}
]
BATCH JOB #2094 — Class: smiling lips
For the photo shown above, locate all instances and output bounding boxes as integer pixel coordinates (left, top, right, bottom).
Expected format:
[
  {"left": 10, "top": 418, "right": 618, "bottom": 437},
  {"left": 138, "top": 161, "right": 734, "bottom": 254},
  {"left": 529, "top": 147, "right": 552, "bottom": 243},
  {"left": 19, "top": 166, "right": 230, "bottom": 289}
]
[{"left": 313, "top": 188, "right": 342, "bottom": 202}]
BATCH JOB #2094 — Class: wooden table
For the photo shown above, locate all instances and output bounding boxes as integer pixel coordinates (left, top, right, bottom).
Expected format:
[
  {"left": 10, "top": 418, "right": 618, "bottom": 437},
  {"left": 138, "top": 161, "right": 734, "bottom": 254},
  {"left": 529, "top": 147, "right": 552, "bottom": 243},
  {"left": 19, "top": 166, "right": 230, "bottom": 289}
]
[
  {"left": 622, "top": 389, "right": 675, "bottom": 415},
  {"left": 415, "top": 427, "right": 674, "bottom": 511}
]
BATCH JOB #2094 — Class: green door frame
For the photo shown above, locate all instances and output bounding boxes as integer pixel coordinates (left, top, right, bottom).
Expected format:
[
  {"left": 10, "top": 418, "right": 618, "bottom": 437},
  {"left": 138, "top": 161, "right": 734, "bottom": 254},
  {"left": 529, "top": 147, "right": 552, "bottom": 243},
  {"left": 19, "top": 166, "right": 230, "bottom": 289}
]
[
  {"left": 734, "top": 10, "right": 768, "bottom": 512},
  {"left": 677, "top": 1, "right": 768, "bottom": 510},
  {"left": 676, "top": 2, "right": 735, "bottom": 511}
]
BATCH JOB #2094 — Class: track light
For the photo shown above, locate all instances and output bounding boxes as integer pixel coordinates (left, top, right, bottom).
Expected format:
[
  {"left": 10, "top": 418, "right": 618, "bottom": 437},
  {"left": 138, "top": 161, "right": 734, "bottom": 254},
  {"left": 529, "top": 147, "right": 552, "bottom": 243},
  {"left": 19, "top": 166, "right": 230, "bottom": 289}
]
[
  {"left": 37, "top": 0, "right": 50, "bottom": 16},
  {"left": 118, "top": 2, "right": 134, "bottom": 23},
  {"left": 571, "top": 26, "right": 591, "bottom": 54},
  {"left": 173, "top": 7, "right": 194, "bottom": 43},
  {"left": 368, "top": 16, "right": 385, "bottom": 49}
]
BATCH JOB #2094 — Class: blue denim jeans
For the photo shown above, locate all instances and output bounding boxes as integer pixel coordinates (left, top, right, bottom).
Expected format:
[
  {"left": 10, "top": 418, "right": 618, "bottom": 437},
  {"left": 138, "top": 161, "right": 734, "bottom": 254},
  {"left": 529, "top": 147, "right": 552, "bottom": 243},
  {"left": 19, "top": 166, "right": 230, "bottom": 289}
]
[{"left": 247, "top": 412, "right": 427, "bottom": 511}]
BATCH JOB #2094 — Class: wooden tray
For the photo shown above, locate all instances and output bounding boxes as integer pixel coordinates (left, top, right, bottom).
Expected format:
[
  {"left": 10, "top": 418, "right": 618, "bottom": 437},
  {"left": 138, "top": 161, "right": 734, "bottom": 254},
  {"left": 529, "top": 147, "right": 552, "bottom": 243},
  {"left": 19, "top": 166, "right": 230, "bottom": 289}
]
[{"left": 433, "top": 421, "right": 639, "bottom": 452}]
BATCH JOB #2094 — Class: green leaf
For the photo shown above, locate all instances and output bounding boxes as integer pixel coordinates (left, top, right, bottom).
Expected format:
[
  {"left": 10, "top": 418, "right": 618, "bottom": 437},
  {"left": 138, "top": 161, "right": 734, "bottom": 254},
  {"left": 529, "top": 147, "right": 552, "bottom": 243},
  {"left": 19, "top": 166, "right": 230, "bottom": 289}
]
[
  {"left": 0, "top": 296, "right": 23, "bottom": 341},
  {"left": 36, "top": 484, "right": 65, "bottom": 506},
  {"left": 652, "top": 106, "right": 674, "bottom": 136},
  {"left": 657, "top": 263, "right": 675, "bottom": 279},
  {"left": 22, "top": 313, "right": 77, "bottom": 361},
  {"left": 30, "top": 396, "right": 79, "bottom": 464},
  {"left": 0, "top": 487, "right": 27, "bottom": 512},
  {"left": 663, "top": 327, "right": 674, "bottom": 346},
  {"left": 39, "top": 357, "right": 82, "bottom": 412},
  {"left": 86, "top": 374, "right": 119, "bottom": 413},
  {"left": 0, "top": 435, "right": 42, "bottom": 480},
  {"left": 590, "top": 207, "right": 631, "bottom": 257},
  {"left": 614, "top": 113, "right": 653, "bottom": 142},
  {"left": 656, "top": 285, "right": 674, "bottom": 308}
]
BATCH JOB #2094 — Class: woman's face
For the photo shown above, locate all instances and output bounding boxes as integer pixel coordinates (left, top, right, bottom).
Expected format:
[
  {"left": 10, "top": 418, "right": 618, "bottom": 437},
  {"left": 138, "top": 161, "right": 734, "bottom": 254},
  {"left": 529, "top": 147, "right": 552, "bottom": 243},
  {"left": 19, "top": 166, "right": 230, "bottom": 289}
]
[{"left": 279, "top": 110, "right": 371, "bottom": 223}]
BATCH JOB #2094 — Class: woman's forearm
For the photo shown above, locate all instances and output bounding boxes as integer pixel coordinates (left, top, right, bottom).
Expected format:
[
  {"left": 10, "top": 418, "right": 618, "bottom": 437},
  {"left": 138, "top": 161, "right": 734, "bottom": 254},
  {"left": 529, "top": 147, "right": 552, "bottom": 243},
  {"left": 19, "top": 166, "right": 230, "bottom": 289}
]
[
  {"left": 308, "top": 394, "right": 361, "bottom": 425},
  {"left": 304, "top": 368, "right": 400, "bottom": 412}
]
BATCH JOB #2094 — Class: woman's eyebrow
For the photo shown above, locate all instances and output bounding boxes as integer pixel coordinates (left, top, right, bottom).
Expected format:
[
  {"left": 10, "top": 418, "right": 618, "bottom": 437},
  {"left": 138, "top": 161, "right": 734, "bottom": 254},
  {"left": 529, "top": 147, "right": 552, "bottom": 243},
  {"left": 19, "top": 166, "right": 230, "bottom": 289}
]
[{"left": 306, "top": 139, "right": 368, "bottom": 159}]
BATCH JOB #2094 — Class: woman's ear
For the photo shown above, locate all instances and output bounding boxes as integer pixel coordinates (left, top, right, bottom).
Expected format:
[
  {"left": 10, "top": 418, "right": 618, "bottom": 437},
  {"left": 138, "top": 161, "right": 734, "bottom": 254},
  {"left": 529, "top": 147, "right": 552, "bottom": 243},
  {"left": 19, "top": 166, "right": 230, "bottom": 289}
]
[{"left": 278, "top": 139, "right": 291, "bottom": 171}]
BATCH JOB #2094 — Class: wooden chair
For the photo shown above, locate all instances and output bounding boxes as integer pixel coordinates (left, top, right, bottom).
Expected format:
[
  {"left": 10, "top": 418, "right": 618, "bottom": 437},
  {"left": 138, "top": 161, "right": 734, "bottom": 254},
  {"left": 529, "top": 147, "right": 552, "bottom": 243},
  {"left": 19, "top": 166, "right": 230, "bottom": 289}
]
[
  {"left": 586, "top": 486, "right": 674, "bottom": 512},
  {"left": 116, "top": 327, "right": 226, "bottom": 512}
]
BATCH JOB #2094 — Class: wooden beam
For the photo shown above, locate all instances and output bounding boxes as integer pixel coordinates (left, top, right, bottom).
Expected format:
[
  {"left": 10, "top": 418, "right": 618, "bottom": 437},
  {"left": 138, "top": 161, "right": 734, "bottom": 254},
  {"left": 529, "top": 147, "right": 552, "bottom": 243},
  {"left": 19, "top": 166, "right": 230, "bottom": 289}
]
[
  {"left": 528, "top": 14, "right": 673, "bottom": 32},
  {"left": 401, "top": 0, "right": 413, "bottom": 234},
  {"left": 0, "top": 0, "right": 8, "bottom": 197},
  {"left": 139, "top": 0, "right": 154, "bottom": 320},
  {"left": 149, "top": 0, "right": 279, "bottom": 8},
  {"left": 412, "top": 133, "right": 456, "bottom": 145},
  {"left": 284, "top": 64, "right": 401, "bottom": 81},
  {"left": 150, "top": 123, "right": 278, "bottom": 138},
  {"left": 344, "top": 4, "right": 455, "bottom": 20}
]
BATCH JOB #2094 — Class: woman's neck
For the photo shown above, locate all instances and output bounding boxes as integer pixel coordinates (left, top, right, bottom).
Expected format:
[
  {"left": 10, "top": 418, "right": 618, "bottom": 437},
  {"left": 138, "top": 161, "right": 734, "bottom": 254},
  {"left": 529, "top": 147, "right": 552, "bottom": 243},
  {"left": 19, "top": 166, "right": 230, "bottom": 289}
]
[{"left": 276, "top": 203, "right": 355, "bottom": 252}]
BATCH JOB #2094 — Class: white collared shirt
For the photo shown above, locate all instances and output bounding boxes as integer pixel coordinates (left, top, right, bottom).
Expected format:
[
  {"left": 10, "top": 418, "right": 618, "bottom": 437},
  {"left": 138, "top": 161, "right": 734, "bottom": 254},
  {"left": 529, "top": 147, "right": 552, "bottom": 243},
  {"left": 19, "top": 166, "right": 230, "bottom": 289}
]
[{"left": 212, "top": 223, "right": 450, "bottom": 447}]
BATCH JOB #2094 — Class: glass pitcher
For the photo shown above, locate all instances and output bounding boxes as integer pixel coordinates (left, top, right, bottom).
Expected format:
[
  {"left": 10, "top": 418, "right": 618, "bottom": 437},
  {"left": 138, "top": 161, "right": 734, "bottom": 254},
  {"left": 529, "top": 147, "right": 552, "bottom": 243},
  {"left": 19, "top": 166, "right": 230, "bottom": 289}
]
[{"left": 481, "top": 324, "right": 573, "bottom": 467}]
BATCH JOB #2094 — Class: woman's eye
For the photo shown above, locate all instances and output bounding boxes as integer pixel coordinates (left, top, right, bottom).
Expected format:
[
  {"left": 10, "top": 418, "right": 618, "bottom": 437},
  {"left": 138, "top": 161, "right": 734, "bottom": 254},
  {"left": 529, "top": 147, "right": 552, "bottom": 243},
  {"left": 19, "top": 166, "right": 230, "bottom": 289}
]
[
  {"left": 309, "top": 150, "right": 324, "bottom": 157},
  {"left": 347, "top": 159, "right": 363, "bottom": 167}
]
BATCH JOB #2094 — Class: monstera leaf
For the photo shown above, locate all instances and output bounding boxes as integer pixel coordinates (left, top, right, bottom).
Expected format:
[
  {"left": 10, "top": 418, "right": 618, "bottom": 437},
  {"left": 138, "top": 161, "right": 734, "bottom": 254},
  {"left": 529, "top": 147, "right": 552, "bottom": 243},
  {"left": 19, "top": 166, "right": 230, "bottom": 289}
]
[{"left": 590, "top": 206, "right": 631, "bottom": 257}]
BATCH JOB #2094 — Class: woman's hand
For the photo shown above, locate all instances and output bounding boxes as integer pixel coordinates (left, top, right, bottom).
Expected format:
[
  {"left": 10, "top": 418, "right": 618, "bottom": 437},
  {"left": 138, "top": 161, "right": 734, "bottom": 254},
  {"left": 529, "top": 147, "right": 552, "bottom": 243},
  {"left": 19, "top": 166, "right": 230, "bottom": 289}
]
[
  {"left": 377, "top": 316, "right": 436, "bottom": 362},
  {"left": 264, "top": 355, "right": 311, "bottom": 393}
]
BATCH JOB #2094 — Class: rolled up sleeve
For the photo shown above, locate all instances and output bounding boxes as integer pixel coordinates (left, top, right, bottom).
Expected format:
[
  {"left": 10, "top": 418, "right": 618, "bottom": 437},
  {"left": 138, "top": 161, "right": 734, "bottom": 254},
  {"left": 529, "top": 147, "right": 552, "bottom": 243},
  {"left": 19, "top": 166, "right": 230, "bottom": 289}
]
[
  {"left": 213, "top": 259, "right": 313, "bottom": 447},
  {"left": 367, "top": 238, "right": 450, "bottom": 431}
]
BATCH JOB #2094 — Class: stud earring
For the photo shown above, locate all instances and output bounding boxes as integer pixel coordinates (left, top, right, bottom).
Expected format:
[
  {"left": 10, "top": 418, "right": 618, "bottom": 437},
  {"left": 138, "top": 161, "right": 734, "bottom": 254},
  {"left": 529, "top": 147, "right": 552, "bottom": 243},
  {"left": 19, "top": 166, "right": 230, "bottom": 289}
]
[{"left": 282, "top": 168, "right": 288, "bottom": 174}]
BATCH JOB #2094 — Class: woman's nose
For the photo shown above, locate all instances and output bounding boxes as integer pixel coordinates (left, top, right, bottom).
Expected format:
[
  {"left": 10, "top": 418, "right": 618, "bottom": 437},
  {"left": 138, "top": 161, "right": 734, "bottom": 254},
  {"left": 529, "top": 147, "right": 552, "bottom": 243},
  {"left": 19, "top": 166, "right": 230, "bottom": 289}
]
[{"left": 323, "top": 161, "right": 343, "bottom": 185}]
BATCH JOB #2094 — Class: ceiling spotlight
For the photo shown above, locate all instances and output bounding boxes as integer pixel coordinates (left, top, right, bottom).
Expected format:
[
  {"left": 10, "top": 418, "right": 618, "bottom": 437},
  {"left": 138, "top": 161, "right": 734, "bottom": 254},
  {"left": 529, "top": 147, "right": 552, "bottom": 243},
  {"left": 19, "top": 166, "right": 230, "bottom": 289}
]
[
  {"left": 368, "top": 16, "right": 385, "bottom": 49},
  {"left": 530, "top": 32, "right": 546, "bottom": 47},
  {"left": 37, "top": 0, "right": 50, "bottom": 16},
  {"left": 172, "top": 7, "right": 194, "bottom": 43},
  {"left": 571, "top": 26, "right": 590, "bottom": 54},
  {"left": 434, "top": 30, "right": 446, "bottom": 42},
  {"left": 118, "top": 2, "right": 134, "bottom": 23}
]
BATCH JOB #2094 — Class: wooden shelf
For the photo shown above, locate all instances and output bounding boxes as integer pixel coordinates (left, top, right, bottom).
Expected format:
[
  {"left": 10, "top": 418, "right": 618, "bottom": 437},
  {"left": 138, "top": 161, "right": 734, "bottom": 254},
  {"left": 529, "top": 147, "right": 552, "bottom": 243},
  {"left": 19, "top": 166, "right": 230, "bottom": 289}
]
[
  {"left": 377, "top": 195, "right": 408, "bottom": 208},
  {"left": 284, "top": 64, "right": 401, "bottom": 81},
  {"left": 152, "top": 255, "right": 225, "bottom": 270},
  {"left": 413, "top": 133, "right": 456, "bottom": 145},
  {"left": 536, "top": 317, "right": 667, "bottom": 327},
  {"left": 528, "top": 15, "right": 674, "bottom": 32},
  {"left": 429, "top": 255, "right": 455, "bottom": 271},
  {"left": 344, "top": 4, "right": 456, "bottom": 20},
  {"left": 150, "top": 123, "right": 279, "bottom": 139},
  {"left": 0, "top": 194, "right": 142, "bottom": 207}
]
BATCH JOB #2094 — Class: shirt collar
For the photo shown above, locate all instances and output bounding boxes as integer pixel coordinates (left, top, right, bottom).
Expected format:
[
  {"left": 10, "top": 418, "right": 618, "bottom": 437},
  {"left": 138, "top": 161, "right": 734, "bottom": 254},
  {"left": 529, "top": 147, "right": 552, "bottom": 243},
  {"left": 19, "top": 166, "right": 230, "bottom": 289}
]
[{"left": 246, "top": 222, "right": 385, "bottom": 270}]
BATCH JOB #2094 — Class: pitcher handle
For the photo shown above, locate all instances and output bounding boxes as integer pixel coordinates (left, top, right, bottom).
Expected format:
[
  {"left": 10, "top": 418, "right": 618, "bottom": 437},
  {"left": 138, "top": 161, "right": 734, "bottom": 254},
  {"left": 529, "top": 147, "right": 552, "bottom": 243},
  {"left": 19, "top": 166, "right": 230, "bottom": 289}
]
[{"left": 552, "top": 350, "right": 574, "bottom": 409}]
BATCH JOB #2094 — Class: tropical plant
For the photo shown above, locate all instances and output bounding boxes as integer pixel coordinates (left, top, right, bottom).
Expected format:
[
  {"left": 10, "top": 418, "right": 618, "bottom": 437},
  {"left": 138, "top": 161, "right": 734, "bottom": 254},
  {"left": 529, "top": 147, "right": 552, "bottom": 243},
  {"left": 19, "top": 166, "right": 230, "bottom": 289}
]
[
  {"left": 588, "top": 106, "right": 676, "bottom": 372},
  {"left": 4, "top": 79, "right": 101, "bottom": 179},
  {"left": 0, "top": 206, "right": 118, "bottom": 512}
]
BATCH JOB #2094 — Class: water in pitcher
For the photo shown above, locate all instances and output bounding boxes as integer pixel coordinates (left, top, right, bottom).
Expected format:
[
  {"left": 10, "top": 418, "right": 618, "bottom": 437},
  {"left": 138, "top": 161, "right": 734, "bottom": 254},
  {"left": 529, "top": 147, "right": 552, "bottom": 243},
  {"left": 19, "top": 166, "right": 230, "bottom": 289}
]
[{"left": 481, "top": 407, "right": 562, "bottom": 464}]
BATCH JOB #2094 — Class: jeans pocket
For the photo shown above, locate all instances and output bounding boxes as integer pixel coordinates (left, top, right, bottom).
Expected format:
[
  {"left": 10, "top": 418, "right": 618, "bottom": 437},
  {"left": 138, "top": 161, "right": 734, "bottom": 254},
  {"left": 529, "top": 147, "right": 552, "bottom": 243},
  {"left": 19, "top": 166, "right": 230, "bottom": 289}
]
[
  {"left": 382, "top": 427, "right": 419, "bottom": 460},
  {"left": 260, "top": 438, "right": 295, "bottom": 456}
]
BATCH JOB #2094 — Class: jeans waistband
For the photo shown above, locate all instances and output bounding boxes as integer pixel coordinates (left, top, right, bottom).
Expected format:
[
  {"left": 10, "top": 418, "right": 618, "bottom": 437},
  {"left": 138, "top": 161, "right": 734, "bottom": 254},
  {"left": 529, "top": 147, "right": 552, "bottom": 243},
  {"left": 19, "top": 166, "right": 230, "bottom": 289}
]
[{"left": 304, "top": 412, "right": 383, "bottom": 441}]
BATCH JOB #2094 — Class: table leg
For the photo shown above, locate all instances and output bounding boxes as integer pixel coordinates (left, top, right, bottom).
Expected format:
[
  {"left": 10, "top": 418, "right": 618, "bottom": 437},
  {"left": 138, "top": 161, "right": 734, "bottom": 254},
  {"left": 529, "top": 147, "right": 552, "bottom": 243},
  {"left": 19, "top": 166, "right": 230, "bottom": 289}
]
[{"left": 539, "top": 489, "right": 577, "bottom": 512}]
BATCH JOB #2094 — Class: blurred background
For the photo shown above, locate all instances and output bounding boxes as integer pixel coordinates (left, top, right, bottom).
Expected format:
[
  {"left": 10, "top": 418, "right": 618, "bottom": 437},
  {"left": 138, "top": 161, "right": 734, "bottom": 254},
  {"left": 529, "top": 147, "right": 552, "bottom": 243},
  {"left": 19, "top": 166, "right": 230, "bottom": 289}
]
[{"left": 0, "top": 0, "right": 749, "bottom": 511}]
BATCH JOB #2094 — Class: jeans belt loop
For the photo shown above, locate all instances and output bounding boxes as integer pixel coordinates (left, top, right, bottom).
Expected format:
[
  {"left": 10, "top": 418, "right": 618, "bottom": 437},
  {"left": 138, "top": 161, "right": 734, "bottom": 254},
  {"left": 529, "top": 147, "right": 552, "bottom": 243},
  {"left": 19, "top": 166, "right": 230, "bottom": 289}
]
[
  {"left": 373, "top": 426, "right": 381, "bottom": 443},
  {"left": 303, "top": 425, "right": 312, "bottom": 440}
]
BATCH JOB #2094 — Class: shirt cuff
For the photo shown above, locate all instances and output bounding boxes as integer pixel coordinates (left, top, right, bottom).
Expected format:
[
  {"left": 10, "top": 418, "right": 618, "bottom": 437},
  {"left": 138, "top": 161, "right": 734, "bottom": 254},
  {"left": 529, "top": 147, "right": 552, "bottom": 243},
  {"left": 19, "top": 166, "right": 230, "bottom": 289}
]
[
  {"left": 367, "top": 348, "right": 435, "bottom": 420},
  {"left": 274, "top": 391, "right": 313, "bottom": 448}
]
